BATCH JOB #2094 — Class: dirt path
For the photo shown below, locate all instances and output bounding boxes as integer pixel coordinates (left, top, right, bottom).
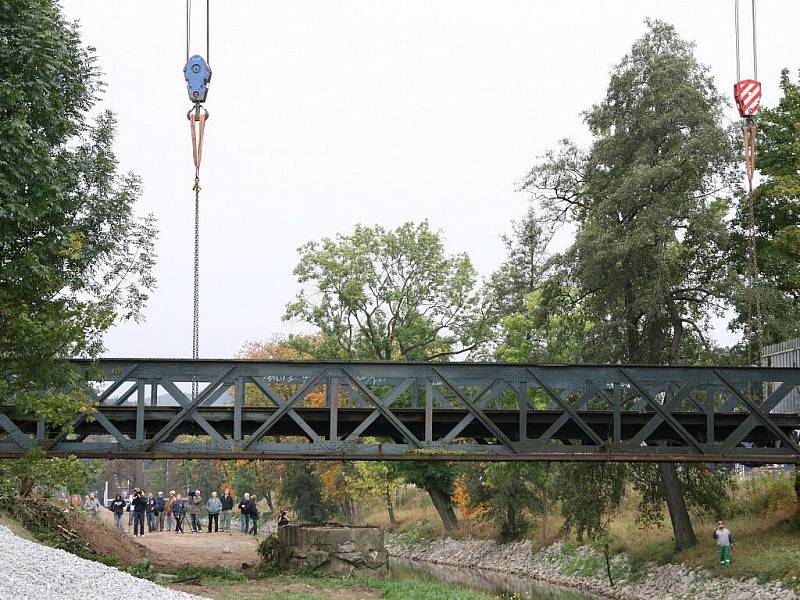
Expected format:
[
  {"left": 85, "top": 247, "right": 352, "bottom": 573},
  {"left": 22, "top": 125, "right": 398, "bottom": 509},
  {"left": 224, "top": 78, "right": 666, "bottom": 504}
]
[
  {"left": 135, "top": 528, "right": 260, "bottom": 569},
  {"left": 97, "top": 509, "right": 260, "bottom": 569}
]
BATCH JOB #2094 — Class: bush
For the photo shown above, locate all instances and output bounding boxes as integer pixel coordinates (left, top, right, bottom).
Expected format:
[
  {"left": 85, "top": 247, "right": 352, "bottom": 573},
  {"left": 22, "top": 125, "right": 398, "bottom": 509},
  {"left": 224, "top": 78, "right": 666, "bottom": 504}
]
[
  {"left": 125, "top": 560, "right": 154, "bottom": 579},
  {"left": 729, "top": 473, "right": 796, "bottom": 517},
  {"left": 257, "top": 535, "right": 280, "bottom": 564},
  {"left": 172, "top": 565, "right": 246, "bottom": 583}
]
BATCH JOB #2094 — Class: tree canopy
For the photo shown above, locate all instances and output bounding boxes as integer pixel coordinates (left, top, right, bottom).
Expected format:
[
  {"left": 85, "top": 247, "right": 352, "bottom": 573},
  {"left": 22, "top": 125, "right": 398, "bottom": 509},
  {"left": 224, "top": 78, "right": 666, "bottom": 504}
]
[{"left": 0, "top": 0, "right": 156, "bottom": 426}]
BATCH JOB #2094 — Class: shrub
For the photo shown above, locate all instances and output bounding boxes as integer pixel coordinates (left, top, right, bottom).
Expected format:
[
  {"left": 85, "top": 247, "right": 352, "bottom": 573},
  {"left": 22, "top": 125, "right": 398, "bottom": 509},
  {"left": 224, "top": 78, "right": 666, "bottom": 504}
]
[
  {"left": 729, "top": 473, "right": 795, "bottom": 517},
  {"left": 257, "top": 535, "right": 280, "bottom": 564},
  {"left": 125, "top": 560, "right": 154, "bottom": 579}
]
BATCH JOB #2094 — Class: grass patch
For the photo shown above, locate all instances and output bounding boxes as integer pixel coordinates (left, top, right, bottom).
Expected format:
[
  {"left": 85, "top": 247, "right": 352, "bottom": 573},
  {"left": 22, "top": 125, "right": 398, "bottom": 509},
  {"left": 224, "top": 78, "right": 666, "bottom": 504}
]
[
  {"left": 368, "top": 577, "right": 495, "bottom": 599},
  {"left": 168, "top": 564, "right": 249, "bottom": 584},
  {"left": 170, "top": 571, "right": 496, "bottom": 600},
  {"left": 387, "top": 517, "right": 441, "bottom": 547}
]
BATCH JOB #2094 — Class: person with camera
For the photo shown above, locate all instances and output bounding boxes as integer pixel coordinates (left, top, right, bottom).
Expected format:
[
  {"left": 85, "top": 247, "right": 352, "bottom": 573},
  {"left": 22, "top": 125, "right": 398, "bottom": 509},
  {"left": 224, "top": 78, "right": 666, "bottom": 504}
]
[
  {"left": 131, "top": 488, "right": 148, "bottom": 537},
  {"left": 154, "top": 491, "right": 166, "bottom": 531},
  {"left": 220, "top": 489, "right": 234, "bottom": 532},
  {"left": 247, "top": 494, "right": 259, "bottom": 536},
  {"left": 173, "top": 493, "right": 186, "bottom": 534},
  {"left": 188, "top": 489, "right": 203, "bottom": 533},
  {"left": 238, "top": 492, "right": 250, "bottom": 535},
  {"left": 277, "top": 510, "right": 290, "bottom": 527},
  {"left": 207, "top": 491, "right": 222, "bottom": 533},
  {"left": 111, "top": 494, "right": 126, "bottom": 533},
  {"left": 165, "top": 490, "right": 176, "bottom": 532}
]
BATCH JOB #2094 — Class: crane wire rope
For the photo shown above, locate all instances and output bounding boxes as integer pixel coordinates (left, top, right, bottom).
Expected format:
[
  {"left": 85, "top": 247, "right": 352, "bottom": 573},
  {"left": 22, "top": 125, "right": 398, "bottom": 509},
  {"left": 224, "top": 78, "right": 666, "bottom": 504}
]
[
  {"left": 734, "top": 0, "right": 763, "bottom": 364},
  {"left": 186, "top": 0, "right": 211, "bottom": 398}
]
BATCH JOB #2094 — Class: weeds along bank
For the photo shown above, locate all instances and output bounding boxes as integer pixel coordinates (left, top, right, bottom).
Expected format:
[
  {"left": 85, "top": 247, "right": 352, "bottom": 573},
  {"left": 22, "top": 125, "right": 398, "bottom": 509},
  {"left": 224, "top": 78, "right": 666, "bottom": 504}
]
[{"left": 377, "top": 472, "right": 800, "bottom": 599}]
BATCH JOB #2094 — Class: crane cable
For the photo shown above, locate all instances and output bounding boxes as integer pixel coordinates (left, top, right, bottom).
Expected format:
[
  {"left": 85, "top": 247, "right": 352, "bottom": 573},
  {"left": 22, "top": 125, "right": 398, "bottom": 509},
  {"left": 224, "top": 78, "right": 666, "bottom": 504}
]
[
  {"left": 185, "top": 0, "right": 211, "bottom": 398},
  {"left": 734, "top": 0, "right": 763, "bottom": 364}
]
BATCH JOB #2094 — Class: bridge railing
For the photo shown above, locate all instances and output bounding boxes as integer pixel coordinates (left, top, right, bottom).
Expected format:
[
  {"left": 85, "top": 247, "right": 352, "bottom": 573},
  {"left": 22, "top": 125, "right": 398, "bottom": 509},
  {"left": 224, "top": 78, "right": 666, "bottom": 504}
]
[{"left": 0, "top": 359, "right": 798, "bottom": 462}]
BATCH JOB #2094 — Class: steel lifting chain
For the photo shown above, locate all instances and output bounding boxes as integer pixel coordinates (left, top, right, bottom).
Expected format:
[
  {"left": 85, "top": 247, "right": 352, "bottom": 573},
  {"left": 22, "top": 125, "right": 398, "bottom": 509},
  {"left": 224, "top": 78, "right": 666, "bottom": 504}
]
[
  {"left": 184, "top": 0, "right": 212, "bottom": 398},
  {"left": 733, "top": 0, "right": 763, "bottom": 364},
  {"left": 743, "top": 120, "right": 764, "bottom": 364}
]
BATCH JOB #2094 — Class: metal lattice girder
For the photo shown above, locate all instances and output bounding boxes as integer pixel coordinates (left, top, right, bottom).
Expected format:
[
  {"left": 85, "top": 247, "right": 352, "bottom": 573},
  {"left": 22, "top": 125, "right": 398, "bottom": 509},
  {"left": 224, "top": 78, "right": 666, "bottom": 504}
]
[{"left": 0, "top": 358, "right": 799, "bottom": 462}]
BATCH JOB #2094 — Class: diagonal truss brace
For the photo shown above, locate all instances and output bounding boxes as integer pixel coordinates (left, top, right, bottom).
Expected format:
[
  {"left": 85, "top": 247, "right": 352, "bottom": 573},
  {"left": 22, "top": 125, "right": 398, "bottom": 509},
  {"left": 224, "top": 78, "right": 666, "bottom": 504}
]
[
  {"left": 344, "top": 377, "right": 415, "bottom": 442},
  {"left": 619, "top": 368, "right": 704, "bottom": 454},
  {"left": 145, "top": 366, "right": 235, "bottom": 449},
  {"left": 243, "top": 369, "right": 326, "bottom": 449},
  {"left": 250, "top": 376, "right": 322, "bottom": 443},
  {"left": 714, "top": 370, "right": 800, "bottom": 456},
  {"left": 342, "top": 369, "right": 422, "bottom": 448},
  {"left": 527, "top": 369, "right": 605, "bottom": 446},
  {"left": 434, "top": 368, "right": 518, "bottom": 452}
]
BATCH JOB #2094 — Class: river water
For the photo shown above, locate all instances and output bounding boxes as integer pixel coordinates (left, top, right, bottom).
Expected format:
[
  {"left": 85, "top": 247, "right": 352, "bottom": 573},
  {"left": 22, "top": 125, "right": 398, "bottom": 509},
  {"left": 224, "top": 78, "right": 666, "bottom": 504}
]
[{"left": 390, "top": 557, "right": 597, "bottom": 600}]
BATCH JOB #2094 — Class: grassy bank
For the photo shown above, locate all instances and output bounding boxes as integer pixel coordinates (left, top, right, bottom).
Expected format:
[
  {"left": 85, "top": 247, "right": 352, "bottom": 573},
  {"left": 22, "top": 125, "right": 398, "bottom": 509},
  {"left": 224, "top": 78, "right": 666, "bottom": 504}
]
[
  {"left": 166, "top": 567, "right": 496, "bottom": 600},
  {"left": 375, "top": 472, "right": 800, "bottom": 589}
]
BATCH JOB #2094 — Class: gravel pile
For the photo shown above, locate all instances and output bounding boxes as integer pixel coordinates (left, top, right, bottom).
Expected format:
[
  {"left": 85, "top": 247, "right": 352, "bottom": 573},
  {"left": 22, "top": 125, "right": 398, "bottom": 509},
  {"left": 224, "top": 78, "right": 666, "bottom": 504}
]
[
  {"left": 0, "top": 525, "right": 209, "bottom": 600},
  {"left": 388, "top": 536, "right": 797, "bottom": 600}
]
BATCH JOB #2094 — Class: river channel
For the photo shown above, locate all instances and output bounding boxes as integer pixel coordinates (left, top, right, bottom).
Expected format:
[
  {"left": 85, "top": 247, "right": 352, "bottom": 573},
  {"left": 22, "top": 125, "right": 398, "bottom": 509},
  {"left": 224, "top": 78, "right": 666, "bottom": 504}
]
[{"left": 390, "top": 557, "right": 598, "bottom": 600}]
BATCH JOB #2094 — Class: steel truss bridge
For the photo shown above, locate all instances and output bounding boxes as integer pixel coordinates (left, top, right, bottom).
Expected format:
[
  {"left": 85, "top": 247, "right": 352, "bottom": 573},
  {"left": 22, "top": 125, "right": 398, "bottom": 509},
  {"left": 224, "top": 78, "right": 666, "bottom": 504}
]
[{"left": 1, "top": 359, "right": 799, "bottom": 463}]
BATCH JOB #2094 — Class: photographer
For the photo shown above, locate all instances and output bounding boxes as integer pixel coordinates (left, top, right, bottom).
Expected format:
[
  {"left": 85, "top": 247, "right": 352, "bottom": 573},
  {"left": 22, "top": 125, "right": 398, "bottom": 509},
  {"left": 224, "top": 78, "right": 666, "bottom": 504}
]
[
  {"left": 131, "top": 488, "right": 148, "bottom": 537},
  {"left": 188, "top": 489, "right": 203, "bottom": 533}
]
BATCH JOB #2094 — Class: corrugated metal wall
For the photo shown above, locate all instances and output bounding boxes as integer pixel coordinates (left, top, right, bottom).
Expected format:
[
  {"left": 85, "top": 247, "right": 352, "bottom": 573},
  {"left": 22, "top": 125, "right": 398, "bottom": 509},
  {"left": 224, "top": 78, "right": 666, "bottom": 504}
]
[{"left": 762, "top": 338, "right": 800, "bottom": 413}]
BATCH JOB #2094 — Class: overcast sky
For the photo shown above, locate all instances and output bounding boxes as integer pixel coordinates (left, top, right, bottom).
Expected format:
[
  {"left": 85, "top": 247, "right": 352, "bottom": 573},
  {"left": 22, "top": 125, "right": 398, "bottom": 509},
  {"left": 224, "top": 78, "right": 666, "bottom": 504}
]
[{"left": 60, "top": 0, "right": 799, "bottom": 359}]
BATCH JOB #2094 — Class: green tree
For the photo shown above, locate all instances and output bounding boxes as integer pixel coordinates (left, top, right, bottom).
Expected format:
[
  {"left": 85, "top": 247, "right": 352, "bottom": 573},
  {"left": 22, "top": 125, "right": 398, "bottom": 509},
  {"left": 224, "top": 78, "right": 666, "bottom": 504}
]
[
  {"left": 394, "top": 461, "right": 459, "bottom": 531},
  {"left": 0, "top": 0, "right": 156, "bottom": 425},
  {"left": 519, "top": 21, "right": 738, "bottom": 550},
  {"left": 282, "top": 461, "right": 336, "bottom": 522},
  {"left": 0, "top": 449, "right": 94, "bottom": 498},
  {"left": 285, "top": 221, "right": 493, "bottom": 530},
  {"left": 345, "top": 461, "right": 404, "bottom": 525},
  {"left": 738, "top": 68, "right": 800, "bottom": 344},
  {"left": 481, "top": 462, "right": 554, "bottom": 542},
  {"left": 489, "top": 207, "right": 552, "bottom": 318},
  {"left": 553, "top": 462, "right": 628, "bottom": 542},
  {"left": 630, "top": 463, "right": 735, "bottom": 528},
  {"left": 285, "top": 221, "right": 490, "bottom": 361},
  {"left": 0, "top": 0, "right": 156, "bottom": 495}
]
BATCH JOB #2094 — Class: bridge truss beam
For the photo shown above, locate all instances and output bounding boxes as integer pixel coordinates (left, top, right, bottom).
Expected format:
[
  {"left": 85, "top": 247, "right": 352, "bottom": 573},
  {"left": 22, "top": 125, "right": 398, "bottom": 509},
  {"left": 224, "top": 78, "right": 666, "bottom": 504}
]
[{"left": 1, "top": 359, "right": 799, "bottom": 463}]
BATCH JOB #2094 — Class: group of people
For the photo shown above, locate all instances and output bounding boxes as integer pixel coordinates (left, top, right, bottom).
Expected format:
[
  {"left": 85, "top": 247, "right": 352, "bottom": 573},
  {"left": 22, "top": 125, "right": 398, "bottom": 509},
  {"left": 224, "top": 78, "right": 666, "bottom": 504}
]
[{"left": 104, "top": 488, "right": 285, "bottom": 537}]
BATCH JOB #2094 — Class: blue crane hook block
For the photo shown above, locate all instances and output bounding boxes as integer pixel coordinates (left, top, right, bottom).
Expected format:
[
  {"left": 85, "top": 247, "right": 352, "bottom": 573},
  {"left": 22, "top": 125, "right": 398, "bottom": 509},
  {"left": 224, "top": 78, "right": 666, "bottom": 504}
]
[{"left": 183, "top": 55, "right": 212, "bottom": 104}]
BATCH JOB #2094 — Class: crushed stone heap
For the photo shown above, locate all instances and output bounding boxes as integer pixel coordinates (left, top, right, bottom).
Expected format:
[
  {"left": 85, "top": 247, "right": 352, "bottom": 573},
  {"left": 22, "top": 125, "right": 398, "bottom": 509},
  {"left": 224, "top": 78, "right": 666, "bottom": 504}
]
[{"left": 0, "top": 524, "right": 208, "bottom": 600}]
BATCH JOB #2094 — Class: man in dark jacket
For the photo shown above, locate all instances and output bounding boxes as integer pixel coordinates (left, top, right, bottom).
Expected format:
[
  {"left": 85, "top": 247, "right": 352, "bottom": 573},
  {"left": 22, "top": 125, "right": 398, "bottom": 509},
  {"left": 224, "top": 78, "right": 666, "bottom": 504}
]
[
  {"left": 238, "top": 493, "right": 250, "bottom": 535},
  {"left": 189, "top": 489, "right": 203, "bottom": 533},
  {"left": 146, "top": 492, "right": 157, "bottom": 532},
  {"left": 154, "top": 491, "right": 166, "bottom": 531},
  {"left": 173, "top": 494, "right": 186, "bottom": 534},
  {"left": 111, "top": 495, "right": 126, "bottom": 533},
  {"left": 220, "top": 489, "right": 234, "bottom": 532},
  {"left": 247, "top": 494, "right": 259, "bottom": 535},
  {"left": 131, "top": 489, "right": 148, "bottom": 537}
]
